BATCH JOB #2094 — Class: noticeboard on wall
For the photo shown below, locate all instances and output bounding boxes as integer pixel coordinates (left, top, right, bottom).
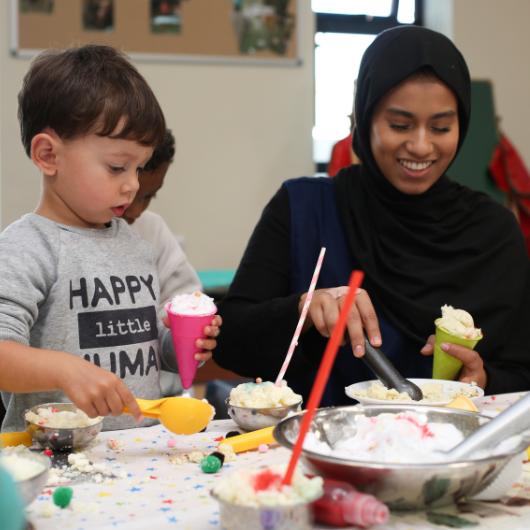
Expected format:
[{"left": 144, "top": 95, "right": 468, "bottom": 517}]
[{"left": 10, "top": 0, "right": 300, "bottom": 65}]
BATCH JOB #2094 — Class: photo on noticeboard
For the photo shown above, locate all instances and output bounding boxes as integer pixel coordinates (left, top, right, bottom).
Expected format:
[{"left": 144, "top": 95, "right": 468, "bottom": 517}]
[
  {"left": 150, "top": 0, "right": 188, "bottom": 34},
  {"left": 231, "top": 0, "right": 295, "bottom": 55},
  {"left": 19, "top": 0, "right": 53, "bottom": 13},
  {"left": 83, "top": 0, "right": 114, "bottom": 32}
]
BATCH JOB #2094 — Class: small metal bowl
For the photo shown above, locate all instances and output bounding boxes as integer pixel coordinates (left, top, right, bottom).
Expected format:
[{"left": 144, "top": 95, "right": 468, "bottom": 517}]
[
  {"left": 226, "top": 398, "right": 302, "bottom": 431},
  {"left": 274, "top": 404, "right": 528, "bottom": 510},
  {"left": 6, "top": 451, "right": 51, "bottom": 506},
  {"left": 211, "top": 489, "right": 315, "bottom": 530},
  {"left": 25, "top": 402, "right": 103, "bottom": 451}
]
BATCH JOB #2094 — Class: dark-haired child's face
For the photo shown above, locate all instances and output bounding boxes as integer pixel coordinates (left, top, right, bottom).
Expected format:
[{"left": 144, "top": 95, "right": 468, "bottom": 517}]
[
  {"left": 124, "top": 162, "right": 168, "bottom": 225},
  {"left": 38, "top": 132, "right": 152, "bottom": 228}
]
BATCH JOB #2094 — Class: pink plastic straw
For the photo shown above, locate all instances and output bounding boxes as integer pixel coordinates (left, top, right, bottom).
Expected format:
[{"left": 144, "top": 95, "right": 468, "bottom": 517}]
[
  {"left": 275, "top": 247, "right": 327, "bottom": 386},
  {"left": 282, "top": 270, "right": 364, "bottom": 485}
]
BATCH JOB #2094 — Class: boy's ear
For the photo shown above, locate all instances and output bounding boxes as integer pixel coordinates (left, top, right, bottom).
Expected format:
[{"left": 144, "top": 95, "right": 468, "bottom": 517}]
[{"left": 30, "top": 131, "right": 61, "bottom": 177}]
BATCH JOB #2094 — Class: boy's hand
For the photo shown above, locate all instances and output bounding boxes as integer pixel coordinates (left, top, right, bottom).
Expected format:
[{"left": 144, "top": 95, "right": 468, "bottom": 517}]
[
  {"left": 195, "top": 314, "right": 222, "bottom": 363},
  {"left": 57, "top": 356, "right": 143, "bottom": 420},
  {"left": 162, "top": 314, "right": 222, "bottom": 364}
]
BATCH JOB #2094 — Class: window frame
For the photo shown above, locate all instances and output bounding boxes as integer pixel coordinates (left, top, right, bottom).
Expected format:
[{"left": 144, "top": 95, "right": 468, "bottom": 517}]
[{"left": 314, "top": 0, "right": 424, "bottom": 173}]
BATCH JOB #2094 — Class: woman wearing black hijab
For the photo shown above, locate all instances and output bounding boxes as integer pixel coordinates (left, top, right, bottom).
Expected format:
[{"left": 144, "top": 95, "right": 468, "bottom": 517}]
[{"left": 214, "top": 26, "right": 530, "bottom": 406}]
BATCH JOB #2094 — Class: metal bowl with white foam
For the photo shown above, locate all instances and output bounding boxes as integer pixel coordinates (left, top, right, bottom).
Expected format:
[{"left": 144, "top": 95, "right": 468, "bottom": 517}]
[
  {"left": 226, "top": 398, "right": 302, "bottom": 431},
  {"left": 25, "top": 402, "right": 103, "bottom": 451},
  {"left": 274, "top": 404, "right": 527, "bottom": 510}
]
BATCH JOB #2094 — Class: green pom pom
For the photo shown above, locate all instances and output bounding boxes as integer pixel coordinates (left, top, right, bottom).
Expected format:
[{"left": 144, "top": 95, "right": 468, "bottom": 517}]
[
  {"left": 53, "top": 486, "right": 73, "bottom": 509},
  {"left": 200, "top": 455, "right": 222, "bottom": 473}
]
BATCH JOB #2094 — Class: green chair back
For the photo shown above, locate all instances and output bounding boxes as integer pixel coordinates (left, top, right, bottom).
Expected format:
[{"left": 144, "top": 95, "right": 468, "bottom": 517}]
[{"left": 448, "top": 80, "right": 505, "bottom": 203}]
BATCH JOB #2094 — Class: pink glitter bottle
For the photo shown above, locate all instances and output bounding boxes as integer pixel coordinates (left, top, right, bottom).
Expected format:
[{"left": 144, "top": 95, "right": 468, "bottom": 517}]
[{"left": 312, "top": 478, "right": 389, "bottom": 528}]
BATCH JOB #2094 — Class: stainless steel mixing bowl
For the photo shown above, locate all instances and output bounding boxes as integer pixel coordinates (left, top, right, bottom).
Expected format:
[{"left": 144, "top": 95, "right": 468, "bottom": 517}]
[
  {"left": 25, "top": 402, "right": 103, "bottom": 451},
  {"left": 274, "top": 404, "right": 528, "bottom": 510},
  {"left": 226, "top": 398, "right": 302, "bottom": 431}
]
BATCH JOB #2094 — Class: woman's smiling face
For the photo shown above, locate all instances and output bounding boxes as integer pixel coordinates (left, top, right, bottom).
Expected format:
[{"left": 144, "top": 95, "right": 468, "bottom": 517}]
[{"left": 370, "top": 75, "right": 459, "bottom": 195}]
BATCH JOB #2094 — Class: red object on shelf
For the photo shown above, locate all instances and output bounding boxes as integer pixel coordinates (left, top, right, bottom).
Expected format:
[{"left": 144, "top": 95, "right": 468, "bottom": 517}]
[
  {"left": 312, "top": 478, "right": 389, "bottom": 528},
  {"left": 328, "top": 134, "right": 355, "bottom": 177},
  {"left": 489, "top": 134, "right": 530, "bottom": 256}
]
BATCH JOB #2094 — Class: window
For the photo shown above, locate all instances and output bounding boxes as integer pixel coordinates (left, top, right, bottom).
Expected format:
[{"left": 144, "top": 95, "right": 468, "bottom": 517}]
[{"left": 313, "top": 0, "right": 423, "bottom": 172}]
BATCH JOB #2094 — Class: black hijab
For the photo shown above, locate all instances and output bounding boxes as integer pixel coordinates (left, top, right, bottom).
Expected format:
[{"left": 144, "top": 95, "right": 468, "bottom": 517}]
[{"left": 335, "top": 26, "right": 529, "bottom": 358}]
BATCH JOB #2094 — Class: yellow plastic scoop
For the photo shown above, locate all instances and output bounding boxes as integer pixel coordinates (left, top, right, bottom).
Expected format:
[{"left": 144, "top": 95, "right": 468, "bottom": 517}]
[{"left": 124, "top": 396, "right": 214, "bottom": 435}]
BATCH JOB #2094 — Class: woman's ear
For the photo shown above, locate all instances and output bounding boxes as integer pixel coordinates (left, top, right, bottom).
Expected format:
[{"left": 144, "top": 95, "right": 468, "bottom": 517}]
[{"left": 30, "top": 131, "right": 60, "bottom": 177}]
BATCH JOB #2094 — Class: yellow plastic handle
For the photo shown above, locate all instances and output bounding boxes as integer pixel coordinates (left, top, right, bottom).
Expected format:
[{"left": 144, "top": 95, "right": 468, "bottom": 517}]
[
  {"left": 219, "top": 426, "right": 276, "bottom": 453},
  {"left": 124, "top": 398, "right": 164, "bottom": 419},
  {"left": 0, "top": 431, "right": 32, "bottom": 447}
]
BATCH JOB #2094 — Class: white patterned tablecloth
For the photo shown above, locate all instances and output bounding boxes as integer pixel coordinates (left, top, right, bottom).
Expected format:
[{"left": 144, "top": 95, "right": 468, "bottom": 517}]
[{"left": 26, "top": 392, "right": 530, "bottom": 530}]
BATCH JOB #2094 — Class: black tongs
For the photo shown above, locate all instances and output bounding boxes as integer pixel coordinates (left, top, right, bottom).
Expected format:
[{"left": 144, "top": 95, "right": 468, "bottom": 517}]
[{"left": 361, "top": 338, "right": 423, "bottom": 401}]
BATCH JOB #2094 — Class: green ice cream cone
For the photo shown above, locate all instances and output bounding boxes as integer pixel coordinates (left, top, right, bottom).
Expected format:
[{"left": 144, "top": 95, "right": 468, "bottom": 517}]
[{"left": 432, "top": 319, "right": 482, "bottom": 380}]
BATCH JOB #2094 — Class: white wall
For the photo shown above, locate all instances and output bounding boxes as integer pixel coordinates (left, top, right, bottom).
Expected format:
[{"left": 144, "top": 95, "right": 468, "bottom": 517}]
[
  {"left": 454, "top": 0, "right": 530, "bottom": 168},
  {"left": 425, "top": 0, "right": 530, "bottom": 169},
  {"left": 2, "top": 1, "right": 530, "bottom": 270},
  {"left": 0, "top": 2, "right": 315, "bottom": 270},
  {"left": 423, "top": 0, "right": 454, "bottom": 39}
]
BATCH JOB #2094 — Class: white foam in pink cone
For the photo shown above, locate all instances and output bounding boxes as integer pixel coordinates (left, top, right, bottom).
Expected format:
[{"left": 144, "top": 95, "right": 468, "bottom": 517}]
[{"left": 165, "top": 294, "right": 216, "bottom": 389}]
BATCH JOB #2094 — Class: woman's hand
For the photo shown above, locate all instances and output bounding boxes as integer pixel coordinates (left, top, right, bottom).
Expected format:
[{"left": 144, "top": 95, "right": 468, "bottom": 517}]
[
  {"left": 420, "top": 335, "right": 487, "bottom": 388},
  {"left": 299, "top": 286, "right": 381, "bottom": 357}
]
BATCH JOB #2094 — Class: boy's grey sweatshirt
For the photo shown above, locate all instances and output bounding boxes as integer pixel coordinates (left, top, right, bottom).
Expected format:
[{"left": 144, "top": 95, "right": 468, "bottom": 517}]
[{"left": 0, "top": 214, "right": 176, "bottom": 431}]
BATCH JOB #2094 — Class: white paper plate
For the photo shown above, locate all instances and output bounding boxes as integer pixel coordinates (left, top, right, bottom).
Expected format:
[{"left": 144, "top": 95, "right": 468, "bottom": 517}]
[{"left": 345, "top": 378, "right": 484, "bottom": 406}]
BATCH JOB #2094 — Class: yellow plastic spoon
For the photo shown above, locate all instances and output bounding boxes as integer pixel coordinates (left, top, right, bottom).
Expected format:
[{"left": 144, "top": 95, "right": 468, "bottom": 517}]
[{"left": 124, "top": 396, "right": 214, "bottom": 435}]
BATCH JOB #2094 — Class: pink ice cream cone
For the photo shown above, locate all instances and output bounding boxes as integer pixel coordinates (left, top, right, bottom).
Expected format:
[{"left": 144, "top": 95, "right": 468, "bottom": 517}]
[{"left": 165, "top": 298, "right": 216, "bottom": 390}]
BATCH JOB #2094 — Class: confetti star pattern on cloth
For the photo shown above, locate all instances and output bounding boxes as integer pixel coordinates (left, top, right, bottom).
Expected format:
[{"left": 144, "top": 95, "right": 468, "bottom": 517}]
[{"left": 24, "top": 404, "right": 530, "bottom": 529}]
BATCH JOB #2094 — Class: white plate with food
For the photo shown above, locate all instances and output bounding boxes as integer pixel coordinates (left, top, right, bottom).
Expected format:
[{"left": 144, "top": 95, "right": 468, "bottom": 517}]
[{"left": 345, "top": 378, "right": 484, "bottom": 406}]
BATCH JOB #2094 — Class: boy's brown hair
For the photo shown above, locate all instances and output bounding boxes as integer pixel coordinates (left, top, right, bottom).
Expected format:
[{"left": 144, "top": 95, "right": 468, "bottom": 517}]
[{"left": 18, "top": 44, "right": 165, "bottom": 156}]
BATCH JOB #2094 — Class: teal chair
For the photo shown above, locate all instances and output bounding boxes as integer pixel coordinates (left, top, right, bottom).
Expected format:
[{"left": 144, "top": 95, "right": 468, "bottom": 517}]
[{"left": 197, "top": 269, "right": 235, "bottom": 301}]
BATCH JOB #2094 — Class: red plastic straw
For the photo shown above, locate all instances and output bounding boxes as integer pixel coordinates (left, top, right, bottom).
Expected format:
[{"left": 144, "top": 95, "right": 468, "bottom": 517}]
[
  {"left": 275, "top": 247, "right": 326, "bottom": 386},
  {"left": 282, "top": 270, "right": 364, "bottom": 485}
]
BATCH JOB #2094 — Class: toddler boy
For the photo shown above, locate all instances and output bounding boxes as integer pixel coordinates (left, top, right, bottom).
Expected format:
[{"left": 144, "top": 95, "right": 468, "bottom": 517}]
[{"left": 0, "top": 45, "right": 219, "bottom": 431}]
